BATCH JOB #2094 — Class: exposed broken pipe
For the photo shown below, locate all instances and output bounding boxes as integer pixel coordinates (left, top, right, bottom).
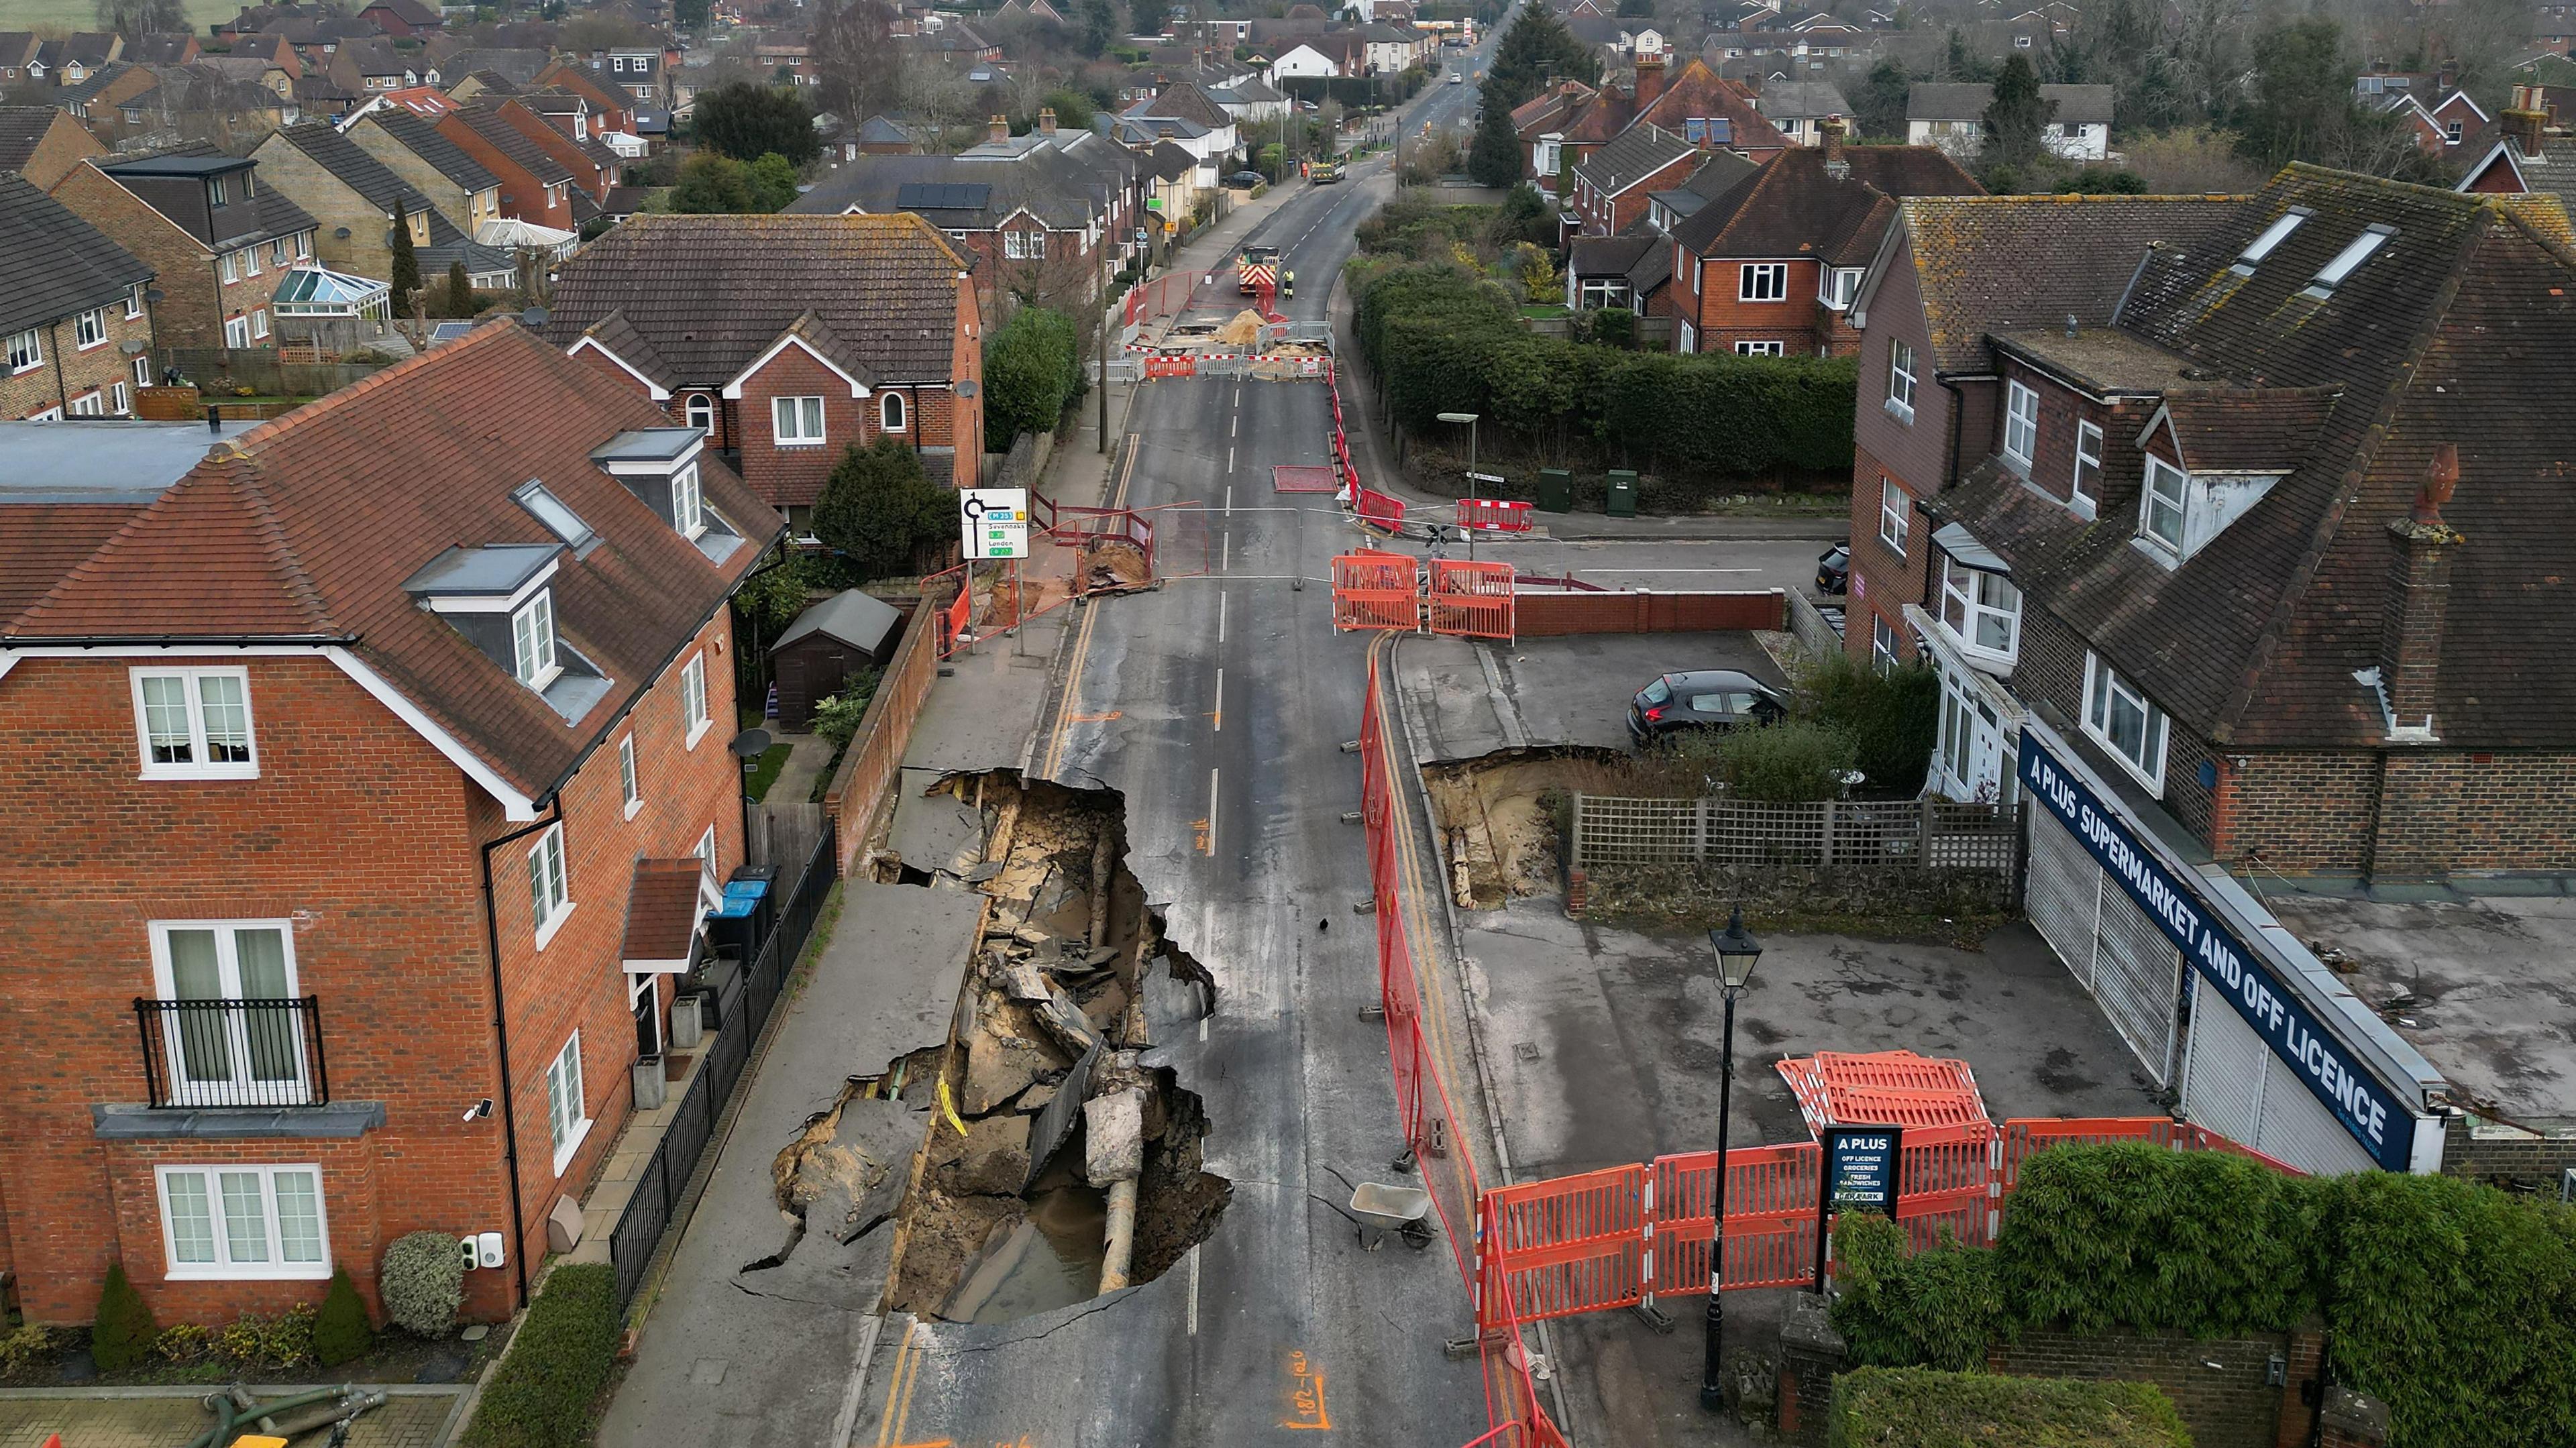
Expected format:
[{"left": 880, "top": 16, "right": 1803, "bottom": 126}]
[
  {"left": 1099, "top": 1177, "right": 1139, "bottom": 1292},
  {"left": 1088, "top": 828, "right": 1114, "bottom": 947}
]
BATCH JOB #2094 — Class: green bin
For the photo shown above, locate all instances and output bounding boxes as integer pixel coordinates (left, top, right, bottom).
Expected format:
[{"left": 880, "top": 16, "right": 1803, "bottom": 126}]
[
  {"left": 1605, "top": 469, "right": 1639, "bottom": 518},
  {"left": 1536, "top": 468, "right": 1573, "bottom": 514}
]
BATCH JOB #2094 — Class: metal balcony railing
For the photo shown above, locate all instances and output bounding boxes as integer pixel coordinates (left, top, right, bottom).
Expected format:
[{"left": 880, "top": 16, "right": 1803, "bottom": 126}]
[{"left": 132, "top": 996, "right": 329, "bottom": 1109}]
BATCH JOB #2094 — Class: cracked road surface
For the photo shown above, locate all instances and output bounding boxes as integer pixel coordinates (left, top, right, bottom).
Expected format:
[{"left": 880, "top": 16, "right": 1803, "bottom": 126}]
[{"left": 841, "top": 90, "right": 1503, "bottom": 1448}]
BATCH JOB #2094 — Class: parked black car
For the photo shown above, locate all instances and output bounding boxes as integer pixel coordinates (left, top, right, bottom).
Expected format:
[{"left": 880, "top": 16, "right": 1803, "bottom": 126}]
[
  {"left": 1628, "top": 670, "right": 1787, "bottom": 744},
  {"left": 1223, "top": 170, "right": 1267, "bottom": 188},
  {"left": 1816, "top": 542, "right": 1850, "bottom": 595}
]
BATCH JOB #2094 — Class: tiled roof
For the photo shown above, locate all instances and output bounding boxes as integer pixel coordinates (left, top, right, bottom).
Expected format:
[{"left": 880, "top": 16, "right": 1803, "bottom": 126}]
[
  {"left": 1892, "top": 192, "right": 2242, "bottom": 374},
  {"left": 1753, "top": 79, "right": 1847, "bottom": 119},
  {"left": 621, "top": 856, "right": 708, "bottom": 964},
  {"left": 1940, "top": 169, "right": 2576, "bottom": 750},
  {"left": 789, "top": 146, "right": 1113, "bottom": 230},
  {"left": 1907, "top": 81, "right": 2113, "bottom": 125},
  {"left": 543, "top": 213, "right": 971, "bottom": 388},
  {"left": 7, "top": 323, "right": 783, "bottom": 799},
  {"left": 0, "top": 172, "right": 154, "bottom": 337},
  {"left": 277, "top": 120, "right": 435, "bottom": 216},
  {"left": 1568, "top": 233, "right": 1654, "bottom": 276},
  {"left": 366, "top": 109, "right": 499, "bottom": 192},
  {"left": 1135, "top": 81, "right": 1230, "bottom": 130},
  {"left": 1640, "top": 59, "right": 1789, "bottom": 150},
  {"left": 1672, "top": 144, "right": 1980, "bottom": 265},
  {"left": 0, "top": 504, "right": 142, "bottom": 619},
  {"left": 0, "top": 107, "right": 64, "bottom": 172},
  {"left": 1572, "top": 123, "right": 1697, "bottom": 197},
  {"left": 455, "top": 99, "right": 576, "bottom": 185}
]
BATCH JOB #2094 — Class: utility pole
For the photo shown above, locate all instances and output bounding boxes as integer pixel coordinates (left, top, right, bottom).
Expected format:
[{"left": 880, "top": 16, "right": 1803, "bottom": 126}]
[{"left": 1099, "top": 211, "right": 1113, "bottom": 454}]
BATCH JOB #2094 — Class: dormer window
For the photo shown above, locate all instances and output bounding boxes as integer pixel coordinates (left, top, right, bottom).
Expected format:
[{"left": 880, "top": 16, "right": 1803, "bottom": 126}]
[
  {"left": 2302, "top": 224, "right": 2394, "bottom": 299},
  {"left": 673, "top": 461, "right": 704, "bottom": 538},
  {"left": 2141, "top": 456, "right": 2187, "bottom": 553},
  {"left": 2233, "top": 210, "right": 2308, "bottom": 276},
  {"left": 208, "top": 175, "right": 227, "bottom": 205},
  {"left": 513, "top": 589, "right": 560, "bottom": 688}
]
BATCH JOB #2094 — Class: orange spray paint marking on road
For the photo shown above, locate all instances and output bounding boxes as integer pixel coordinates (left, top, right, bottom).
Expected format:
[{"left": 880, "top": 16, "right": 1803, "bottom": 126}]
[{"left": 1283, "top": 1350, "right": 1332, "bottom": 1431}]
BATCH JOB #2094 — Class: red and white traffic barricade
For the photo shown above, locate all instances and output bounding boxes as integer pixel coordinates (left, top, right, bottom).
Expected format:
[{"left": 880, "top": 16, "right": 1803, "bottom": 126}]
[{"left": 1456, "top": 497, "right": 1535, "bottom": 533}]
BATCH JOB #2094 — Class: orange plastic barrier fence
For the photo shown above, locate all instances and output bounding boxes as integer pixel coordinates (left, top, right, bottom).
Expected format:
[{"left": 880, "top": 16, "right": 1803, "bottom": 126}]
[
  {"left": 1644, "top": 1143, "right": 1823, "bottom": 1303},
  {"left": 1481, "top": 1164, "right": 1646, "bottom": 1325},
  {"left": 1428, "top": 559, "right": 1516, "bottom": 641},
  {"left": 1354, "top": 486, "right": 1406, "bottom": 530},
  {"left": 1457, "top": 498, "right": 1535, "bottom": 533},
  {"left": 1333, "top": 551, "right": 1419, "bottom": 632},
  {"left": 1144, "top": 355, "right": 1197, "bottom": 378}
]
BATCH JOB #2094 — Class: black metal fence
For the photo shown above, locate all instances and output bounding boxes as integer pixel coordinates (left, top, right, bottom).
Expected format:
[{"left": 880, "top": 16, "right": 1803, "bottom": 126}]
[
  {"left": 133, "top": 996, "right": 329, "bottom": 1109},
  {"left": 607, "top": 823, "right": 839, "bottom": 1307}
]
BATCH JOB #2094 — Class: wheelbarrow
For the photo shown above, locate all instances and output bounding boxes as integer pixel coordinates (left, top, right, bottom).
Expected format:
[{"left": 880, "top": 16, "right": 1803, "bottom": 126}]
[{"left": 1346, "top": 1181, "right": 1436, "bottom": 1251}]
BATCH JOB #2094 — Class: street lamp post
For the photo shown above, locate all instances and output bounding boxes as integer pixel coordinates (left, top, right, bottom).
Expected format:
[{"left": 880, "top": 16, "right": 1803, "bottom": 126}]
[{"left": 1701, "top": 906, "right": 1764, "bottom": 1413}]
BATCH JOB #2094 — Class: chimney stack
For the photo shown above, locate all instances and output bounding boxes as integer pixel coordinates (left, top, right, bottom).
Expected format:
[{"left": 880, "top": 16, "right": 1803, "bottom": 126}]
[
  {"left": 1634, "top": 52, "right": 1666, "bottom": 113},
  {"left": 2379, "top": 444, "right": 2463, "bottom": 739},
  {"left": 1821, "top": 115, "right": 1847, "bottom": 175},
  {"left": 989, "top": 113, "right": 1010, "bottom": 144},
  {"left": 1038, "top": 106, "right": 1058, "bottom": 135},
  {"left": 2502, "top": 104, "right": 2546, "bottom": 159}
]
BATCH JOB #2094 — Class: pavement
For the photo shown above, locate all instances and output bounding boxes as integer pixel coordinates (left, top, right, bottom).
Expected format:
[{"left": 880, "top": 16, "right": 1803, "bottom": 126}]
[
  {"left": 762, "top": 729, "right": 833, "bottom": 807},
  {"left": 0, "top": 1387, "right": 464, "bottom": 1448},
  {"left": 1393, "top": 632, "right": 1790, "bottom": 762},
  {"left": 597, "top": 883, "right": 983, "bottom": 1447}
]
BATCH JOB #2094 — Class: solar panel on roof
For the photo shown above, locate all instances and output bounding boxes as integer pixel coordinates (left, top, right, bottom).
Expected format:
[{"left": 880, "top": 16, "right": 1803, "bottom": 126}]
[{"left": 893, "top": 182, "right": 992, "bottom": 211}]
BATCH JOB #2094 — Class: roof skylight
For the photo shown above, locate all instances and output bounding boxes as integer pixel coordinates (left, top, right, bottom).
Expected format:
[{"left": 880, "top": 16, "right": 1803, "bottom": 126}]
[
  {"left": 2301, "top": 223, "right": 2396, "bottom": 298},
  {"left": 2231, "top": 207, "right": 2310, "bottom": 275},
  {"left": 514, "top": 480, "right": 597, "bottom": 553}
]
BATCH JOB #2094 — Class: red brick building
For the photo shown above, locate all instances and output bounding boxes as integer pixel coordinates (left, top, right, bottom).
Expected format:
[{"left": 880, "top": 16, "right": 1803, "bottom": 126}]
[
  {"left": 0, "top": 322, "right": 781, "bottom": 1327},
  {"left": 1842, "top": 166, "right": 2576, "bottom": 881},
  {"left": 1664, "top": 130, "right": 1978, "bottom": 357},
  {"left": 545, "top": 213, "right": 986, "bottom": 524},
  {"left": 435, "top": 98, "right": 576, "bottom": 229},
  {"left": 1517, "top": 55, "right": 1790, "bottom": 194}
]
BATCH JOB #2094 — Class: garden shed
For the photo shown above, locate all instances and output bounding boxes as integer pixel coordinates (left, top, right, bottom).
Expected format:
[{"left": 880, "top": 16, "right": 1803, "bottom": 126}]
[{"left": 772, "top": 588, "right": 904, "bottom": 729}]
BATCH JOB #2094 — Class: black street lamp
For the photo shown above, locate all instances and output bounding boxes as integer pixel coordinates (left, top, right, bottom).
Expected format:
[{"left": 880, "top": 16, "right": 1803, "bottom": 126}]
[{"left": 1701, "top": 905, "right": 1764, "bottom": 1412}]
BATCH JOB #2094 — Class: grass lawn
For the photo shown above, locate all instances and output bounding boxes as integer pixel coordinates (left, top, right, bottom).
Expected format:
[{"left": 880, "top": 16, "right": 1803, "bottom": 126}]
[
  {"left": 9, "top": 0, "right": 236, "bottom": 30},
  {"left": 743, "top": 742, "right": 792, "bottom": 801}
]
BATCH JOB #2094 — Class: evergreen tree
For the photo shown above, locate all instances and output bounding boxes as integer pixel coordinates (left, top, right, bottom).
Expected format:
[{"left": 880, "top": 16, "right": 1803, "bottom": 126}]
[
  {"left": 1980, "top": 54, "right": 2055, "bottom": 176},
  {"left": 1484, "top": 4, "right": 1598, "bottom": 114},
  {"left": 1468, "top": 93, "right": 1524, "bottom": 186},
  {"left": 1941, "top": 27, "right": 1993, "bottom": 82},
  {"left": 91, "top": 1262, "right": 158, "bottom": 1372},
  {"left": 313, "top": 1267, "right": 375, "bottom": 1368},
  {"left": 1853, "top": 58, "right": 1913, "bottom": 141},
  {"left": 388, "top": 198, "right": 421, "bottom": 318},
  {"left": 747, "top": 152, "right": 801, "bottom": 211},
  {"left": 812, "top": 436, "right": 957, "bottom": 580},
  {"left": 671, "top": 151, "right": 757, "bottom": 212},
  {"left": 1130, "top": 0, "right": 1169, "bottom": 39},
  {"left": 1078, "top": 0, "right": 1116, "bottom": 56},
  {"left": 691, "top": 80, "right": 820, "bottom": 164},
  {"left": 445, "top": 259, "right": 472, "bottom": 317}
]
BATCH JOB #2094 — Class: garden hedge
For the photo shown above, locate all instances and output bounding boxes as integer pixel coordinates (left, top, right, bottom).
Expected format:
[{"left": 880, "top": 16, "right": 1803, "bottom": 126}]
[
  {"left": 461, "top": 1264, "right": 623, "bottom": 1448},
  {"left": 1352, "top": 261, "right": 1858, "bottom": 489},
  {"left": 1828, "top": 1366, "right": 2190, "bottom": 1448},
  {"left": 1829, "top": 1144, "right": 2576, "bottom": 1448}
]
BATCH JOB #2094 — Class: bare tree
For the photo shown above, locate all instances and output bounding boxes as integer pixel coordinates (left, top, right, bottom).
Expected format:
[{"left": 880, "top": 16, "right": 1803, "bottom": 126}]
[{"left": 811, "top": 0, "right": 904, "bottom": 125}]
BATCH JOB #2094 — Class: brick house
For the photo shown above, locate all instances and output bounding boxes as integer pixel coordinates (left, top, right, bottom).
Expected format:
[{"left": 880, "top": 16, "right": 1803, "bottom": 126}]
[
  {"left": 0, "top": 174, "right": 155, "bottom": 419},
  {"left": 0, "top": 321, "right": 782, "bottom": 1328},
  {"left": 530, "top": 61, "right": 636, "bottom": 144},
  {"left": 1565, "top": 123, "right": 1702, "bottom": 238},
  {"left": 346, "top": 110, "right": 504, "bottom": 237},
  {"left": 48, "top": 150, "right": 320, "bottom": 354},
  {"left": 1521, "top": 55, "right": 1791, "bottom": 191},
  {"left": 436, "top": 99, "right": 577, "bottom": 231},
  {"left": 0, "top": 105, "right": 109, "bottom": 190},
  {"left": 1665, "top": 129, "right": 1979, "bottom": 356},
  {"left": 251, "top": 122, "right": 517, "bottom": 295},
  {"left": 544, "top": 213, "right": 986, "bottom": 526},
  {"left": 2455, "top": 95, "right": 2571, "bottom": 210},
  {"left": 485, "top": 95, "right": 623, "bottom": 210},
  {"left": 790, "top": 114, "right": 1144, "bottom": 319},
  {"left": 1844, "top": 165, "right": 2576, "bottom": 881}
]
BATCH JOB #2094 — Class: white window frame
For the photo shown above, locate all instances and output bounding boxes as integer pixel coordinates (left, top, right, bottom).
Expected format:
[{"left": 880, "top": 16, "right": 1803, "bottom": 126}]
[
  {"left": 155, "top": 1164, "right": 329, "bottom": 1281},
  {"left": 2070, "top": 421, "right": 2102, "bottom": 517},
  {"left": 75, "top": 308, "right": 107, "bottom": 349},
  {"left": 126, "top": 283, "right": 146, "bottom": 319},
  {"left": 2002, "top": 380, "right": 2039, "bottom": 471},
  {"left": 1885, "top": 339, "right": 1915, "bottom": 421},
  {"left": 241, "top": 245, "right": 260, "bottom": 279},
  {"left": 1737, "top": 261, "right": 1788, "bottom": 302},
  {"left": 694, "top": 824, "right": 716, "bottom": 867},
  {"left": 511, "top": 588, "right": 561, "bottom": 689},
  {"left": 619, "top": 734, "right": 642, "bottom": 818},
  {"left": 672, "top": 460, "right": 704, "bottom": 539},
  {"left": 545, "top": 1032, "right": 591, "bottom": 1176},
  {"left": 1817, "top": 267, "right": 1860, "bottom": 309},
  {"left": 1877, "top": 476, "right": 1909, "bottom": 556},
  {"left": 131, "top": 667, "right": 258, "bottom": 779},
  {"left": 295, "top": 232, "right": 311, "bottom": 258},
  {"left": 110, "top": 380, "right": 130, "bottom": 414},
  {"left": 2141, "top": 455, "right": 2188, "bottom": 555},
  {"left": 1004, "top": 229, "right": 1046, "bottom": 260},
  {"left": 681, "top": 651, "right": 710, "bottom": 746},
  {"left": 1871, "top": 613, "right": 1898, "bottom": 674},
  {"left": 879, "top": 391, "right": 907, "bottom": 432},
  {"left": 1677, "top": 319, "right": 1697, "bottom": 353},
  {"left": 684, "top": 392, "right": 714, "bottom": 431},
  {"left": 1734, "top": 339, "right": 1784, "bottom": 356},
  {"left": 251, "top": 308, "right": 270, "bottom": 341},
  {"left": 6, "top": 327, "right": 40, "bottom": 374},
  {"left": 1938, "top": 557, "right": 2020, "bottom": 663},
  {"left": 68, "top": 390, "right": 105, "bottom": 416},
  {"left": 771, "top": 394, "right": 825, "bottom": 447},
  {"left": 133, "top": 354, "right": 154, "bottom": 388},
  {"left": 146, "top": 919, "right": 309, "bottom": 1104},
  {"left": 224, "top": 315, "right": 251, "bottom": 347},
  {"left": 529, "top": 823, "right": 572, "bottom": 948},
  {"left": 2082, "top": 652, "right": 2168, "bottom": 791},
  {"left": 271, "top": 237, "right": 289, "bottom": 266}
]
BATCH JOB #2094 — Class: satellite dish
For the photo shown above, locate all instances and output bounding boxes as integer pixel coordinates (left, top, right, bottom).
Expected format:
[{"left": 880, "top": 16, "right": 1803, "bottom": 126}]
[
  {"left": 956, "top": 379, "right": 979, "bottom": 398},
  {"left": 729, "top": 728, "right": 773, "bottom": 761}
]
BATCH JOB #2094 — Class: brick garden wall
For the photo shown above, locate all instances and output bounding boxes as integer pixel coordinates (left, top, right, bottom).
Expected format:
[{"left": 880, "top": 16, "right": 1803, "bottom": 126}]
[
  {"left": 2441, "top": 1113, "right": 2576, "bottom": 1194},
  {"left": 1988, "top": 1327, "right": 2314, "bottom": 1448},
  {"left": 1515, "top": 589, "right": 1786, "bottom": 635}
]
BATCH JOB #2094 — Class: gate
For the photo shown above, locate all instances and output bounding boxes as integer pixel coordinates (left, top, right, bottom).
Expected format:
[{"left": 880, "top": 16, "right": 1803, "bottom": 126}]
[
  {"left": 1332, "top": 551, "right": 1419, "bottom": 630},
  {"left": 2025, "top": 810, "right": 2183, "bottom": 1084},
  {"left": 1428, "top": 559, "right": 1515, "bottom": 640}
]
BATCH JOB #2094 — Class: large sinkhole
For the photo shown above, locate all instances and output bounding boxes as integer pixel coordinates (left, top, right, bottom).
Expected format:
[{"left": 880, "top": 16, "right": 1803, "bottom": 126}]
[{"left": 759, "top": 774, "right": 1228, "bottom": 1324}]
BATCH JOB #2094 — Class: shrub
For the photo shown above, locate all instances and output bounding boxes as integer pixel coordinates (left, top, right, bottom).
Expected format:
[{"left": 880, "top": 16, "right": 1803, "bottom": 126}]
[
  {"left": 91, "top": 1261, "right": 158, "bottom": 1372},
  {"left": 810, "top": 670, "right": 880, "bottom": 750},
  {"left": 1832, "top": 1214, "right": 2001, "bottom": 1371},
  {"left": 381, "top": 1231, "right": 467, "bottom": 1337},
  {"left": 1828, "top": 1366, "right": 2190, "bottom": 1448},
  {"left": 811, "top": 437, "right": 955, "bottom": 581},
  {"left": 462, "top": 1264, "right": 623, "bottom": 1448},
  {"left": 1796, "top": 653, "right": 1939, "bottom": 798},
  {"left": 152, "top": 1323, "right": 211, "bottom": 1363},
  {"left": 983, "top": 307, "right": 1083, "bottom": 442},
  {"left": 1705, "top": 720, "right": 1859, "bottom": 803},
  {"left": 213, "top": 1304, "right": 317, "bottom": 1370},
  {"left": 313, "top": 1267, "right": 375, "bottom": 1366},
  {"left": 0, "top": 1323, "right": 57, "bottom": 1376}
]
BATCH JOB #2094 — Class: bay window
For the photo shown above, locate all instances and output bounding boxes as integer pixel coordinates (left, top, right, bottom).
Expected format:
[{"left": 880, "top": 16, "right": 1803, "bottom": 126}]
[{"left": 1938, "top": 558, "right": 2019, "bottom": 663}]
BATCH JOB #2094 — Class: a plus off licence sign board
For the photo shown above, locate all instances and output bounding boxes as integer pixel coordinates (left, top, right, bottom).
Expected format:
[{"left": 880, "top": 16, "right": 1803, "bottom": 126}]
[
  {"left": 960, "top": 487, "right": 1028, "bottom": 560},
  {"left": 1823, "top": 1126, "right": 1902, "bottom": 1212}
]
